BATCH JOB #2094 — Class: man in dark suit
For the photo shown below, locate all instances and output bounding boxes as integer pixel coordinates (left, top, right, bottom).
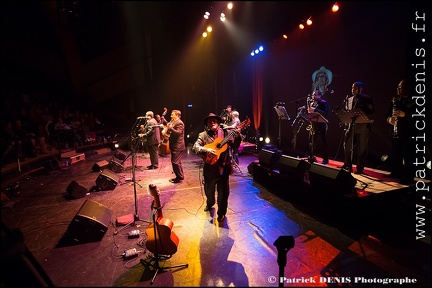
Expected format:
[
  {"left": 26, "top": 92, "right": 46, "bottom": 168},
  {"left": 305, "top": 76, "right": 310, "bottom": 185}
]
[
  {"left": 307, "top": 89, "right": 329, "bottom": 164},
  {"left": 193, "top": 113, "right": 238, "bottom": 223},
  {"left": 165, "top": 110, "right": 185, "bottom": 183},
  {"left": 340, "top": 81, "right": 374, "bottom": 174},
  {"left": 143, "top": 111, "right": 160, "bottom": 169}
]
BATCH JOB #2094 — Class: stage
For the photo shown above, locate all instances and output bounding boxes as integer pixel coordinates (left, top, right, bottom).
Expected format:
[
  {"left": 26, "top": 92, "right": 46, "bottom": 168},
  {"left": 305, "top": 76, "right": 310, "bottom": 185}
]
[{"left": 1, "top": 144, "right": 430, "bottom": 287}]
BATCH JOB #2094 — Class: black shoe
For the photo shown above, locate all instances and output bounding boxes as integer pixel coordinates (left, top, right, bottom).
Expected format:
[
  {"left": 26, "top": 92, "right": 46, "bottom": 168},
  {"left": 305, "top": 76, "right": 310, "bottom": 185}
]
[
  {"left": 217, "top": 215, "right": 225, "bottom": 222},
  {"left": 204, "top": 206, "right": 212, "bottom": 212},
  {"left": 169, "top": 178, "right": 182, "bottom": 183}
]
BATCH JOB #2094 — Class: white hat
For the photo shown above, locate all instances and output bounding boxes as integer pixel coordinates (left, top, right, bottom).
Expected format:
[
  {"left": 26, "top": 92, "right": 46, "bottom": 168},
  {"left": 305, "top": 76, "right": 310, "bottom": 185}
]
[{"left": 312, "top": 66, "right": 333, "bottom": 85}]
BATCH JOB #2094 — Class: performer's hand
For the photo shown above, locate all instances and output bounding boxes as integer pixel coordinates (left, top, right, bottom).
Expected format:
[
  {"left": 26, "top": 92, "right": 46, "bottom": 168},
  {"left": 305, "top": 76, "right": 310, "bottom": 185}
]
[
  {"left": 393, "top": 110, "right": 405, "bottom": 118},
  {"left": 308, "top": 107, "right": 315, "bottom": 113},
  {"left": 206, "top": 148, "right": 217, "bottom": 156}
]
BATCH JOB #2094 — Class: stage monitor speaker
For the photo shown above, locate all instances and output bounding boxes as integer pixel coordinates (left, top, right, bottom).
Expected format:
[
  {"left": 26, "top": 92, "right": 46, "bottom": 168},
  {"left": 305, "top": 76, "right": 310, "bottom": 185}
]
[
  {"left": 67, "top": 199, "right": 112, "bottom": 244},
  {"left": 247, "top": 161, "right": 257, "bottom": 175},
  {"left": 96, "top": 170, "right": 119, "bottom": 191},
  {"left": 277, "top": 155, "right": 310, "bottom": 180},
  {"left": 113, "top": 149, "right": 128, "bottom": 161},
  {"left": 258, "top": 149, "right": 281, "bottom": 170},
  {"left": 92, "top": 160, "right": 109, "bottom": 172},
  {"left": 66, "top": 180, "right": 87, "bottom": 199},
  {"left": 107, "top": 160, "right": 124, "bottom": 173},
  {"left": 308, "top": 163, "right": 356, "bottom": 195}
]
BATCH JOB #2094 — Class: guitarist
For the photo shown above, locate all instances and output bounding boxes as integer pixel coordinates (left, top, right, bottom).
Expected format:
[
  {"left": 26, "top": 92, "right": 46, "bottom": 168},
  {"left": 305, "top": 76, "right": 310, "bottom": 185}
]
[
  {"left": 223, "top": 110, "right": 241, "bottom": 165},
  {"left": 165, "top": 110, "right": 186, "bottom": 183},
  {"left": 192, "top": 113, "right": 239, "bottom": 223}
]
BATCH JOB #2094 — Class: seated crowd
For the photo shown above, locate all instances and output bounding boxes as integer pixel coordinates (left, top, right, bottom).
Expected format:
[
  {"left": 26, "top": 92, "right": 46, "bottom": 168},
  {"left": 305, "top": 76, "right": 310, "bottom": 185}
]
[{"left": 1, "top": 92, "right": 107, "bottom": 167}]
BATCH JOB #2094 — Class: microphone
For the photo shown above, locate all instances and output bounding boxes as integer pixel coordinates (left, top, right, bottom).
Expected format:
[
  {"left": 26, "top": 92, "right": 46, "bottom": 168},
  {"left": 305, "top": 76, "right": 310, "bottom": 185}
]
[{"left": 137, "top": 116, "right": 146, "bottom": 119}]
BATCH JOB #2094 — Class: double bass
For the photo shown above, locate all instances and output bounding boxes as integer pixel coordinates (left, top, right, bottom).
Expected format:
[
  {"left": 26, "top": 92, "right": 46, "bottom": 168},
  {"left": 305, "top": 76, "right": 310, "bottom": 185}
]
[{"left": 158, "top": 108, "right": 171, "bottom": 156}]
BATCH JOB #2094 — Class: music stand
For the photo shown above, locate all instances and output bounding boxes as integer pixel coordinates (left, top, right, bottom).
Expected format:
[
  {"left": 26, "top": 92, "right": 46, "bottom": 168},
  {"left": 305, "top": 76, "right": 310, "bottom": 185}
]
[
  {"left": 301, "top": 112, "right": 328, "bottom": 163},
  {"left": 274, "top": 104, "right": 290, "bottom": 148},
  {"left": 334, "top": 109, "right": 373, "bottom": 190}
]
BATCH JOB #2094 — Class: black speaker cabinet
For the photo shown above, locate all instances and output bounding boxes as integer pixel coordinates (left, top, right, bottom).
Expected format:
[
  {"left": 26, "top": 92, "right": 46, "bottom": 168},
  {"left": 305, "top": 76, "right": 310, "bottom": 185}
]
[
  {"left": 92, "top": 160, "right": 109, "bottom": 172},
  {"left": 258, "top": 149, "right": 281, "bottom": 170},
  {"left": 66, "top": 180, "right": 87, "bottom": 199},
  {"left": 308, "top": 163, "right": 356, "bottom": 195},
  {"left": 113, "top": 149, "right": 128, "bottom": 161},
  {"left": 107, "top": 160, "right": 124, "bottom": 173},
  {"left": 96, "top": 170, "right": 119, "bottom": 190},
  {"left": 67, "top": 200, "right": 112, "bottom": 244},
  {"left": 277, "top": 155, "right": 310, "bottom": 180}
]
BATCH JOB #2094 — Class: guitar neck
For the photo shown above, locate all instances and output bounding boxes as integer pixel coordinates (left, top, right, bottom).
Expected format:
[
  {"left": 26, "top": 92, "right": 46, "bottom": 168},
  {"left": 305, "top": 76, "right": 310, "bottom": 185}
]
[{"left": 217, "top": 130, "right": 236, "bottom": 149}]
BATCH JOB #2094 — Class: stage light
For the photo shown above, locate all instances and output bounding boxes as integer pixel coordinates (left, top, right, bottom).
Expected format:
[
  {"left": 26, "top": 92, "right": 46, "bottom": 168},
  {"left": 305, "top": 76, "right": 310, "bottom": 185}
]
[
  {"left": 220, "top": 13, "right": 226, "bottom": 22},
  {"left": 283, "top": 34, "right": 288, "bottom": 39},
  {"left": 207, "top": 26, "right": 212, "bottom": 33},
  {"left": 306, "top": 17, "right": 312, "bottom": 26},
  {"left": 204, "top": 11, "right": 210, "bottom": 19},
  {"left": 332, "top": 2, "right": 339, "bottom": 12},
  {"left": 227, "top": 2, "right": 233, "bottom": 10},
  {"left": 202, "top": 32, "right": 208, "bottom": 38},
  {"left": 299, "top": 23, "right": 305, "bottom": 30},
  {"left": 265, "top": 137, "right": 270, "bottom": 144}
]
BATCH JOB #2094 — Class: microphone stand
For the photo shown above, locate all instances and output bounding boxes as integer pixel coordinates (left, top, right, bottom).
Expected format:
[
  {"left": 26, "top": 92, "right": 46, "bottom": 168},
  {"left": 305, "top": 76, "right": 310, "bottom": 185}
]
[{"left": 114, "top": 117, "right": 149, "bottom": 234}]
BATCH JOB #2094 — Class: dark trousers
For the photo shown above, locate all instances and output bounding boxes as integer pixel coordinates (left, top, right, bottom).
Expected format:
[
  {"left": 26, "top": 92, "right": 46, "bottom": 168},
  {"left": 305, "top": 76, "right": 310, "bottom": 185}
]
[
  {"left": 203, "top": 164, "right": 230, "bottom": 217},
  {"left": 171, "top": 150, "right": 184, "bottom": 180},
  {"left": 312, "top": 123, "right": 328, "bottom": 161},
  {"left": 343, "top": 124, "right": 369, "bottom": 171},
  {"left": 147, "top": 144, "right": 159, "bottom": 167}
]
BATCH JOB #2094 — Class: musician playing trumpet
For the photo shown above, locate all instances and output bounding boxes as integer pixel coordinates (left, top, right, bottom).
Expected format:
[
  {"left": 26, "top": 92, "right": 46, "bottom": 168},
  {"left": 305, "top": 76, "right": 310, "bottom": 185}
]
[
  {"left": 307, "top": 90, "right": 330, "bottom": 164},
  {"left": 384, "top": 79, "right": 415, "bottom": 184}
]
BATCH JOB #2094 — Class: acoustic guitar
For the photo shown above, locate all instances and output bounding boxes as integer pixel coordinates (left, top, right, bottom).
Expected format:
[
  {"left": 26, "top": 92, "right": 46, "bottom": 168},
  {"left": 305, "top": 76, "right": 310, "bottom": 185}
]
[
  {"left": 202, "top": 118, "right": 251, "bottom": 165},
  {"left": 145, "top": 184, "right": 179, "bottom": 256}
]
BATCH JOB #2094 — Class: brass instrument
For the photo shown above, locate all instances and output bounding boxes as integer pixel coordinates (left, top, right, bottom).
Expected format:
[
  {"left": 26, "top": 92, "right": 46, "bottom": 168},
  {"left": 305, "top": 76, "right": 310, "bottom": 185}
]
[
  {"left": 392, "top": 96, "right": 398, "bottom": 138},
  {"left": 305, "top": 95, "right": 316, "bottom": 132}
]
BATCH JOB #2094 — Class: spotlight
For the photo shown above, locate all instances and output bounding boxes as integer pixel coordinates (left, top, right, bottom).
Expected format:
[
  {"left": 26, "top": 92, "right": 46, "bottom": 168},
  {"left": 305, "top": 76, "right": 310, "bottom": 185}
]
[
  {"left": 332, "top": 3, "right": 339, "bottom": 12},
  {"left": 306, "top": 17, "right": 312, "bottom": 26},
  {"left": 220, "top": 13, "right": 226, "bottom": 22},
  {"left": 299, "top": 23, "right": 305, "bottom": 30},
  {"left": 204, "top": 11, "right": 210, "bottom": 19}
]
